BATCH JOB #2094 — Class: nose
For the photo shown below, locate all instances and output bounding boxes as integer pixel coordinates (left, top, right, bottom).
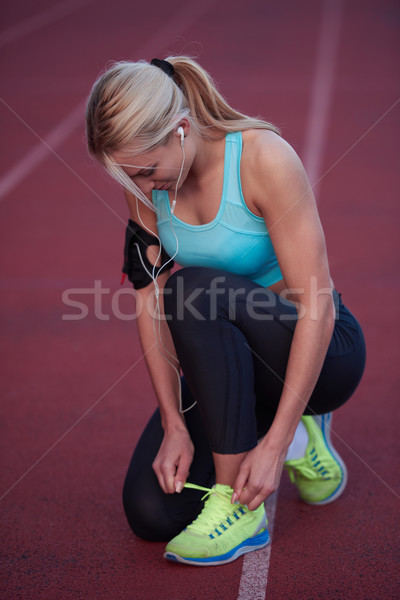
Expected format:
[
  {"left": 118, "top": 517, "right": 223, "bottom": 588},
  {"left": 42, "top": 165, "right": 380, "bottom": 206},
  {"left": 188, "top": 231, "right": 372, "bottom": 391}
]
[{"left": 138, "top": 180, "right": 155, "bottom": 194}]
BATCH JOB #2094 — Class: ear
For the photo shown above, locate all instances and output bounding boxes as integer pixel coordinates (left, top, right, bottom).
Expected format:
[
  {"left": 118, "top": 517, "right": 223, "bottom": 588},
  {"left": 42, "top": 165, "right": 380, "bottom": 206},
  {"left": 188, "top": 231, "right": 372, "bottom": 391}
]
[{"left": 175, "top": 118, "right": 190, "bottom": 139}]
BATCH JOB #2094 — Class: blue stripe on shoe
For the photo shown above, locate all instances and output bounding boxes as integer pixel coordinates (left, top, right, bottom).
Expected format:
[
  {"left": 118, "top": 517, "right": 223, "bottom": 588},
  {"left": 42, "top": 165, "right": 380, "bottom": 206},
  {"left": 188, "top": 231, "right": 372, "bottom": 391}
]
[
  {"left": 164, "top": 529, "right": 270, "bottom": 566},
  {"left": 315, "top": 412, "right": 348, "bottom": 504}
]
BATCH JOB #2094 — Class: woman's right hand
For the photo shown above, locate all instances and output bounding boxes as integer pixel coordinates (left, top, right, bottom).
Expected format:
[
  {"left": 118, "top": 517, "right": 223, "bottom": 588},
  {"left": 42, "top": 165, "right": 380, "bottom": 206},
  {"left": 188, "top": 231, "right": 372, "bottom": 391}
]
[{"left": 152, "top": 427, "right": 194, "bottom": 494}]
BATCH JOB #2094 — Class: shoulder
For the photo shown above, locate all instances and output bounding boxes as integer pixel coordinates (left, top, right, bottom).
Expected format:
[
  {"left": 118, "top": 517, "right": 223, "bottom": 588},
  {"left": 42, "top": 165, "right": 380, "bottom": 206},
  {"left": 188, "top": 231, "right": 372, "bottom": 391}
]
[
  {"left": 241, "top": 129, "right": 303, "bottom": 179},
  {"left": 240, "top": 129, "right": 311, "bottom": 214}
]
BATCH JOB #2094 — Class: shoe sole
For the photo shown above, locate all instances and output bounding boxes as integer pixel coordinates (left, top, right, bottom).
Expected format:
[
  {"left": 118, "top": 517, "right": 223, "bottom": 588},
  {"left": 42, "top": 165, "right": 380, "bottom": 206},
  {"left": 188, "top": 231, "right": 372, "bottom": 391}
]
[
  {"left": 304, "top": 412, "right": 348, "bottom": 505},
  {"left": 164, "top": 528, "right": 270, "bottom": 567}
]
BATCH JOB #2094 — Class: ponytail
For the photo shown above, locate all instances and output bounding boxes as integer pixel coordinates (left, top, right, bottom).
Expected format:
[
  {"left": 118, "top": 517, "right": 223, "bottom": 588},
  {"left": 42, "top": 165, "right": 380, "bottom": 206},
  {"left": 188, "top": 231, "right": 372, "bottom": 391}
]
[{"left": 168, "top": 56, "right": 280, "bottom": 137}]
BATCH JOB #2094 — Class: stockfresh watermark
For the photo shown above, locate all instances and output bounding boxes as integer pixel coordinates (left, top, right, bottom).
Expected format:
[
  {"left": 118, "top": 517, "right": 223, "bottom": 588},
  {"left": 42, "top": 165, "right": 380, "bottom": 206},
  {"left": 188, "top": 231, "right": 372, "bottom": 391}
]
[{"left": 61, "top": 275, "right": 339, "bottom": 323}]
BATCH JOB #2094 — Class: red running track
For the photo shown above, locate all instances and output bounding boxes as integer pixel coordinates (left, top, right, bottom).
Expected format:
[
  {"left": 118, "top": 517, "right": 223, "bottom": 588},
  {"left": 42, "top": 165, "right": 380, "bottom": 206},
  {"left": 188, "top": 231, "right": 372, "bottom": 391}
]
[{"left": 1, "top": 1, "right": 399, "bottom": 598}]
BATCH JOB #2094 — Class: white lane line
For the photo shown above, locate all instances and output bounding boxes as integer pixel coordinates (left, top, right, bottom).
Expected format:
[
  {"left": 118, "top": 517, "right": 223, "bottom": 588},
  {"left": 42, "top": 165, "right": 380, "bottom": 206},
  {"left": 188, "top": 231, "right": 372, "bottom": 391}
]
[
  {"left": 0, "top": 99, "right": 86, "bottom": 202},
  {"left": 302, "top": 0, "right": 344, "bottom": 200},
  {"left": 0, "top": 0, "right": 220, "bottom": 204},
  {"left": 237, "top": 1, "right": 343, "bottom": 598},
  {"left": 0, "top": 0, "right": 95, "bottom": 48},
  {"left": 237, "top": 493, "right": 278, "bottom": 600}
]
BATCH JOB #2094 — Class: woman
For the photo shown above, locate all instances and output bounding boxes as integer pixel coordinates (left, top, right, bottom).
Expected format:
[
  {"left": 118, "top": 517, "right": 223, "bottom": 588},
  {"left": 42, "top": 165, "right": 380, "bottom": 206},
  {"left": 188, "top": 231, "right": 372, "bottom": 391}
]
[{"left": 86, "top": 57, "right": 366, "bottom": 566}]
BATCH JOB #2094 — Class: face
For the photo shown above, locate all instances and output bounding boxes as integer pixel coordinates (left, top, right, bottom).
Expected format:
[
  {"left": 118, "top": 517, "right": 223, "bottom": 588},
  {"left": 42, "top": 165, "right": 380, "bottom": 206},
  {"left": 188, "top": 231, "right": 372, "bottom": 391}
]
[{"left": 112, "top": 131, "right": 192, "bottom": 195}]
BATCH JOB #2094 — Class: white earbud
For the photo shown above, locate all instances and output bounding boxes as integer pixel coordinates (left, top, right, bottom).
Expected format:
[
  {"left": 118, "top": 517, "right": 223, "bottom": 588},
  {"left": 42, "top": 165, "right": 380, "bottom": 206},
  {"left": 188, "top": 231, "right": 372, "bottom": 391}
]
[
  {"left": 177, "top": 126, "right": 185, "bottom": 145},
  {"left": 171, "top": 126, "right": 185, "bottom": 215}
]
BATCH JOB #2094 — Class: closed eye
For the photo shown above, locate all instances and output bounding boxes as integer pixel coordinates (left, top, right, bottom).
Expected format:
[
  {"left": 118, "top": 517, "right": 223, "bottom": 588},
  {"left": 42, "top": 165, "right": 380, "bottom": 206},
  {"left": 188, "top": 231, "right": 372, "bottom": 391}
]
[
  {"left": 132, "top": 165, "right": 157, "bottom": 179},
  {"left": 140, "top": 168, "right": 155, "bottom": 178}
]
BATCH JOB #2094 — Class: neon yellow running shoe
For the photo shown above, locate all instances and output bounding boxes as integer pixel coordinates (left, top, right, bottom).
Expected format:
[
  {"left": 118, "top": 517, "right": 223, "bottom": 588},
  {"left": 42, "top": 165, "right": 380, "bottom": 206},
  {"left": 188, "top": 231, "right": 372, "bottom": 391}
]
[
  {"left": 164, "top": 483, "right": 269, "bottom": 566},
  {"left": 284, "top": 413, "right": 348, "bottom": 505}
]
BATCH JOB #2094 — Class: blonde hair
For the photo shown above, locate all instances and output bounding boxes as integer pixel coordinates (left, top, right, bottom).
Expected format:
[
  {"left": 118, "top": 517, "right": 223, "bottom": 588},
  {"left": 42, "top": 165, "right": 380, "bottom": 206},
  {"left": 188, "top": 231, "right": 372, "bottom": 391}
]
[{"left": 86, "top": 56, "right": 280, "bottom": 209}]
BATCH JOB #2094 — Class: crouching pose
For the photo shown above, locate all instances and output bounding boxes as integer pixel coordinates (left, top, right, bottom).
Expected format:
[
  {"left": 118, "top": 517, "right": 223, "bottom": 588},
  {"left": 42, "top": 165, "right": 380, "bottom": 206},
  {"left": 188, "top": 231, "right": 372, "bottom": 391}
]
[{"left": 86, "top": 56, "right": 366, "bottom": 566}]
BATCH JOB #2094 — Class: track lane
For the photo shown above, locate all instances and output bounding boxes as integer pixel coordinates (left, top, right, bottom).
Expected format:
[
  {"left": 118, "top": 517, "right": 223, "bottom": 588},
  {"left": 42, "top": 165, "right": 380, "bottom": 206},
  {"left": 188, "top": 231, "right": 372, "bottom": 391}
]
[{"left": 1, "top": 1, "right": 399, "bottom": 598}]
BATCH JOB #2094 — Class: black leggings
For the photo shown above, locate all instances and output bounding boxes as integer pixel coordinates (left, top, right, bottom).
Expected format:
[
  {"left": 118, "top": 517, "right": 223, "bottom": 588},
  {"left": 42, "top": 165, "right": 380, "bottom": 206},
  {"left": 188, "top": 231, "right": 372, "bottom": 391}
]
[{"left": 123, "top": 267, "right": 366, "bottom": 541}]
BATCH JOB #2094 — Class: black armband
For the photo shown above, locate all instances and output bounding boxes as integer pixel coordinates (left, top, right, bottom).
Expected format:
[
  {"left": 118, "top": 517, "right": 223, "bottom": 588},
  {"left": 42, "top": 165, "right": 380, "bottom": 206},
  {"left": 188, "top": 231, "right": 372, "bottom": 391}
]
[{"left": 122, "top": 219, "right": 175, "bottom": 290}]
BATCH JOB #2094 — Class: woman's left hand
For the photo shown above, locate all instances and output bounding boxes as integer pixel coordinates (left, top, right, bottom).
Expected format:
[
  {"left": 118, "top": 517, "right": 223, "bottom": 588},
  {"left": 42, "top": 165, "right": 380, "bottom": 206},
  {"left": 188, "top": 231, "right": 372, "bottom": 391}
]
[{"left": 232, "top": 438, "right": 287, "bottom": 511}]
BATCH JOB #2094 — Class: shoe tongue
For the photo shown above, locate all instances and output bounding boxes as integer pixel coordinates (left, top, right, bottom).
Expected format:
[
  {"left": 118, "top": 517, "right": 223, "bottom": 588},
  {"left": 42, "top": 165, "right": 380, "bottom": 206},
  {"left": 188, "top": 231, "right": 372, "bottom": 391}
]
[{"left": 213, "top": 483, "right": 234, "bottom": 496}]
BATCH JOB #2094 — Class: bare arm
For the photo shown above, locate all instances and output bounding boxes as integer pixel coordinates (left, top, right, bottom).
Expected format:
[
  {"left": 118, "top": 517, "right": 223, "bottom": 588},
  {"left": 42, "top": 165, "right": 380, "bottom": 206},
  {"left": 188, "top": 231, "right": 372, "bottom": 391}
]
[
  {"left": 257, "top": 136, "right": 335, "bottom": 448},
  {"left": 124, "top": 190, "right": 193, "bottom": 494},
  {"left": 234, "top": 132, "right": 335, "bottom": 508}
]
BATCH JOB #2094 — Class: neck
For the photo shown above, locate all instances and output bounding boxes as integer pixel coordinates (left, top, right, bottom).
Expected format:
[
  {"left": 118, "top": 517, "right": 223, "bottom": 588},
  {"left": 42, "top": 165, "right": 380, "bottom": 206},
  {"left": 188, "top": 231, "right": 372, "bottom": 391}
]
[{"left": 188, "top": 129, "right": 226, "bottom": 182}]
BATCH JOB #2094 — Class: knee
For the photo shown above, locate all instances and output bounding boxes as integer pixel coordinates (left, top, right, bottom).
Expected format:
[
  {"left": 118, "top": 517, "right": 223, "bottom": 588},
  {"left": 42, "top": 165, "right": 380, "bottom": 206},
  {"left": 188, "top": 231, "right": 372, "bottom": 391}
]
[{"left": 122, "top": 479, "right": 176, "bottom": 542}]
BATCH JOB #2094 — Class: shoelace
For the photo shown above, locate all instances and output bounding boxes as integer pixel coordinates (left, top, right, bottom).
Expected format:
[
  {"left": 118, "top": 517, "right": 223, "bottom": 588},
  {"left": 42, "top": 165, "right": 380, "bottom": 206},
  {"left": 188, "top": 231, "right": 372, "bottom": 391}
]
[
  {"left": 287, "top": 464, "right": 326, "bottom": 482},
  {"left": 183, "top": 483, "right": 247, "bottom": 536},
  {"left": 184, "top": 482, "right": 220, "bottom": 501},
  {"left": 286, "top": 449, "right": 335, "bottom": 482}
]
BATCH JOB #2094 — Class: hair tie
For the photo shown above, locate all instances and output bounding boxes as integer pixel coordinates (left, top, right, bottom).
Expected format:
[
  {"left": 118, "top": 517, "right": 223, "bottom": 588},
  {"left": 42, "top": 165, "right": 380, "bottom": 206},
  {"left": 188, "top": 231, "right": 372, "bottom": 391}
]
[{"left": 150, "top": 58, "right": 175, "bottom": 78}]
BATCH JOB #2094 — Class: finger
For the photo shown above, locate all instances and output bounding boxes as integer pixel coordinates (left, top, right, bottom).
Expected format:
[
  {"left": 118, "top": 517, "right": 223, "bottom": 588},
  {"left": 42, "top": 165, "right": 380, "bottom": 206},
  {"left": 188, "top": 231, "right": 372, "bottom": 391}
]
[
  {"left": 247, "top": 493, "right": 266, "bottom": 512},
  {"left": 237, "top": 476, "right": 262, "bottom": 505},
  {"left": 152, "top": 460, "right": 168, "bottom": 494},
  {"left": 163, "top": 467, "right": 176, "bottom": 494},
  {"left": 242, "top": 484, "right": 274, "bottom": 510},
  {"left": 237, "top": 485, "right": 254, "bottom": 507},
  {"left": 174, "top": 453, "right": 192, "bottom": 493},
  {"left": 232, "top": 464, "right": 250, "bottom": 503},
  {"left": 246, "top": 484, "right": 276, "bottom": 511},
  {"left": 153, "top": 459, "right": 175, "bottom": 494}
]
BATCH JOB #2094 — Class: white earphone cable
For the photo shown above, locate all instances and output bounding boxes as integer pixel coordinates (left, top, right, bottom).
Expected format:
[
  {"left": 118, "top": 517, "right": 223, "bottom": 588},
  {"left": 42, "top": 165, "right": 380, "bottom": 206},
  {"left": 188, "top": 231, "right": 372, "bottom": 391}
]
[{"left": 133, "top": 131, "right": 196, "bottom": 414}]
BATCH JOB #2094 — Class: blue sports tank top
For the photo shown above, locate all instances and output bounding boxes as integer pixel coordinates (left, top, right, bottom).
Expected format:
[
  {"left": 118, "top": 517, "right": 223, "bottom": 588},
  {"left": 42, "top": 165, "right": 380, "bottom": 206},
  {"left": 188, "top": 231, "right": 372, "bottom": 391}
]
[{"left": 152, "top": 131, "right": 283, "bottom": 287}]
